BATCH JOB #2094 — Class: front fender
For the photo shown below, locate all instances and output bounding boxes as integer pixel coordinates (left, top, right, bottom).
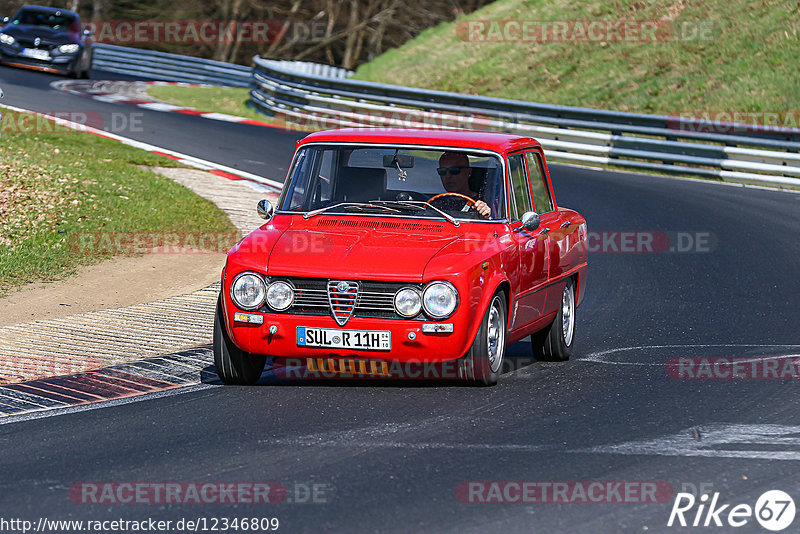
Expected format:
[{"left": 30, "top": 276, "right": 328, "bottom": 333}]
[
  {"left": 425, "top": 233, "right": 517, "bottom": 355},
  {"left": 465, "top": 265, "right": 511, "bottom": 347}
]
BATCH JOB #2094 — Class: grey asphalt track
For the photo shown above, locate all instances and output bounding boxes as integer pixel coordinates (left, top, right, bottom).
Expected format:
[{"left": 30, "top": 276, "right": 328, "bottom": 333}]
[
  {"left": 2, "top": 65, "right": 800, "bottom": 533},
  {"left": 0, "top": 66, "right": 304, "bottom": 179}
]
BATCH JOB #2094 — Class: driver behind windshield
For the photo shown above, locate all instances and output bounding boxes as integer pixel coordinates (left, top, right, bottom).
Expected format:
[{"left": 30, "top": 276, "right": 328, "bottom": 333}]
[{"left": 433, "top": 152, "right": 491, "bottom": 218}]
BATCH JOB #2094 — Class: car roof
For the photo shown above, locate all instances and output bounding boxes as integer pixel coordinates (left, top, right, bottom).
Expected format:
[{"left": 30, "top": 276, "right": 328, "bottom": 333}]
[
  {"left": 298, "top": 128, "right": 541, "bottom": 153},
  {"left": 16, "top": 5, "right": 79, "bottom": 17}
]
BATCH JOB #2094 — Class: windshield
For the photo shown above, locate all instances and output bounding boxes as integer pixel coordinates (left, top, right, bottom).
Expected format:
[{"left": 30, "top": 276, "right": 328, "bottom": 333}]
[
  {"left": 12, "top": 9, "right": 76, "bottom": 30},
  {"left": 279, "top": 145, "right": 507, "bottom": 221}
]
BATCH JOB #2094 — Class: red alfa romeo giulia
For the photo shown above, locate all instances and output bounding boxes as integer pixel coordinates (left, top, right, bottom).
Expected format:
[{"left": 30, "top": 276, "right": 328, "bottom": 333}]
[{"left": 215, "top": 128, "right": 588, "bottom": 385}]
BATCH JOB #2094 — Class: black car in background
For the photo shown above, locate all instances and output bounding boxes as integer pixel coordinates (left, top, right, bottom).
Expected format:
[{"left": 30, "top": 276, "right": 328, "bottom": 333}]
[{"left": 0, "top": 5, "right": 92, "bottom": 77}]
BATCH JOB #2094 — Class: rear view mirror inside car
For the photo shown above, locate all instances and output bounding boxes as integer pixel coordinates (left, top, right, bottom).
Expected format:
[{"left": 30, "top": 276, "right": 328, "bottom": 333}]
[{"left": 382, "top": 154, "right": 414, "bottom": 168}]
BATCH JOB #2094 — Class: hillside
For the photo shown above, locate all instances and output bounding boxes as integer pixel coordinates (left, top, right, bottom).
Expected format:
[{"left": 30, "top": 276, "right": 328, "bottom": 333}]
[{"left": 353, "top": 0, "right": 799, "bottom": 115}]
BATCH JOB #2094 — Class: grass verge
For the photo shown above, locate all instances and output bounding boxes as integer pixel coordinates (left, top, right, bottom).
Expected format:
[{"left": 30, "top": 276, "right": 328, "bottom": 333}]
[
  {"left": 147, "top": 85, "right": 268, "bottom": 121},
  {"left": 147, "top": 85, "right": 327, "bottom": 132},
  {"left": 0, "top": 108, "right": 238, "bottom": 295}
]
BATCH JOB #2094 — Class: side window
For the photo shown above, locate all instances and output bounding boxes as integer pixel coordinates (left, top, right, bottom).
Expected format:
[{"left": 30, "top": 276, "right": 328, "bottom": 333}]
[
  {"left": 283, "top": 149, "right": 312, "bottom": 211},
  {"left": 313, "top": 150, "right": 334, "bottom": 207},
  {"left": 282, "top": 148, "right": 333, "bottom": 211},
  {"left": 525, "top": 151, "right": 554, "bottom": 213},
  {"left": 507, "top": 153, "right": 532, "bottom": 222}
]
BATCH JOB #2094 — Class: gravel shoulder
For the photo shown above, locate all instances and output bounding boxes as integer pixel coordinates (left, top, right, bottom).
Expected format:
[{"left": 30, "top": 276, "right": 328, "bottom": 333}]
[
  {"left": 0, "top": 166, "right": 279, "bottom": 382},
  {"left": 0, "top": 252, "right": 226, "bottom": 327}
]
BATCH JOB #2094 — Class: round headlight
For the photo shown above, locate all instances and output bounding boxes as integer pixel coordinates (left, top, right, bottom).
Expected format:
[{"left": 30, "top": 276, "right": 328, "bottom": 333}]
[
  {"left": 422, "top": 281, "right": 458, "bottom": 319},
  {"left": 266, "top": 281, "right": 294, "bottom": 311},
  {"left": 230, "top": 272, "right": 266, "bottom": 310},
  {"left": 0, "top": 33, "right": 15, "bottom": 45},
  {"left": 58, "top": 43, "right": 80, "bottom": 54},
  {"left": 394, "top": 287, "right": 422, "bottom": 318}
]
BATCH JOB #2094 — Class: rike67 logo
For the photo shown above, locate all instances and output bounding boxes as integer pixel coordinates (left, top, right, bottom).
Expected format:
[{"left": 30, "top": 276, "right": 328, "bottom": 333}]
[{"left": 668, "top": 490, "right": 796, "bottom": 531}]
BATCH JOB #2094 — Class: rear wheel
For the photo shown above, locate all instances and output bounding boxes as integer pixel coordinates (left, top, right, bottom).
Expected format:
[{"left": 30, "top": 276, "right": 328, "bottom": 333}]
[
  {"left": 459, "top": 293, "right": 506, "bottom": 386},
  {"left": 531, "top": 278, "right": 576, "bottom": 362},
  {"left": 213, "top": 297, "right": 266, "bottom": 384}
]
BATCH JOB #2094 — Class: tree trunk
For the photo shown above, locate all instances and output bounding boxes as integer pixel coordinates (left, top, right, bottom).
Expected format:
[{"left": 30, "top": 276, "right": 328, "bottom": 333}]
[{"left": 341, "top": 0, "right": 360, "bottom": 70}]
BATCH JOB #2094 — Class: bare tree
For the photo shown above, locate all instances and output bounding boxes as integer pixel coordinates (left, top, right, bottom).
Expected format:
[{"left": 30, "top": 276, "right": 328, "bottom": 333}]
[
  {"left": 90, "top": 0, "right": 106, "bottom": 21},
  {"left": 11, "top": 0, "right": 491, "bottom": 68}
]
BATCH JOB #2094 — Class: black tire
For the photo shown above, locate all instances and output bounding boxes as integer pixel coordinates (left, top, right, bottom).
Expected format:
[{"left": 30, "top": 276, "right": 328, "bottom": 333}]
[
  {"left": 459, "top": 293, "right": 507, "bottom": 386},
  {"left": 531, "top": 278, "right": 576, "bottom": 362},
  {"left": 213, "top": 297, "right": 266, "bottom": 385}
]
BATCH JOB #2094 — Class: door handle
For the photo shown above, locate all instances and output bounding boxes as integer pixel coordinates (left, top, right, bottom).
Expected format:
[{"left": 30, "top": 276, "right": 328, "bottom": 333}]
[
  {"left": 560, "top": 220, "right": 571, "bottom": 228},
  {"left": 539, "top": 227, "right": 550, "bottom": 235}
]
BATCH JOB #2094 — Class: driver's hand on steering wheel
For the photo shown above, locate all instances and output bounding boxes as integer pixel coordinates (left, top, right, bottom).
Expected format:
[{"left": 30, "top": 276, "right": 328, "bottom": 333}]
[{"left": 474, "top": 200, "right": 491, "bottom": 218}]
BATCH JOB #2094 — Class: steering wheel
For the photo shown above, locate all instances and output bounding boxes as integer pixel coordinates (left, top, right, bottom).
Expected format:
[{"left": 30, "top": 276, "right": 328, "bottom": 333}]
[{"left": 428, "top": 192, "right": 477, "bottom": 209}]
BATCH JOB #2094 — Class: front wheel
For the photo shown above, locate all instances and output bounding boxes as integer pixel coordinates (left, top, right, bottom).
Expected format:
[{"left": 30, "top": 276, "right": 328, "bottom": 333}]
[
  {"left": 213, "top": 297, "right": 266, "bottom": 384},
  {"left": 531, "top": 278, "right": 576, "bottom": 362},
  {"left": 459, "top": 293, "right": 507, "bottom": 385}
]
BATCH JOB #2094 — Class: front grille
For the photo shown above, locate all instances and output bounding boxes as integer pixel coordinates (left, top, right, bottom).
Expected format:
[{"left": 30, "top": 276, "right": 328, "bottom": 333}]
[
  {"left": 16, "top": 38, "right": 57, "bottom": 49},
  {"left": 259, "top": 277, "right": 423, "bottom": 320},
  {"left": 328, "top": 280, "right": 358, "bottom": 325}
]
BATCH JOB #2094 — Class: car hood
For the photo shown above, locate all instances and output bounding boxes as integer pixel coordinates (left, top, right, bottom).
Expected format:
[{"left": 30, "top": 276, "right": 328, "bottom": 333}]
[
  {"left": 1, "top": 25, "right": 76, "bottom": 45},
  {"left": 264, "top": 219, "right": 463, "bottom": 282}
]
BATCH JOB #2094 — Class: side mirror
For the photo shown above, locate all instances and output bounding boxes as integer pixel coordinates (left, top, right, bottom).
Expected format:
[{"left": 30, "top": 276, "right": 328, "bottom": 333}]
[
  {"left": 521, "top": 211, "right": 540, "bottom": 231},
  {"left": 257, "top": 199, "right": 274, "bottom": 221}
]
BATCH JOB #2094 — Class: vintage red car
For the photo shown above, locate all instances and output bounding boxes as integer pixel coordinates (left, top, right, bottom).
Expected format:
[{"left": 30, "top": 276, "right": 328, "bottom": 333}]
[{"left": 214, "top": 128, "right": 587, "bottom": 385}]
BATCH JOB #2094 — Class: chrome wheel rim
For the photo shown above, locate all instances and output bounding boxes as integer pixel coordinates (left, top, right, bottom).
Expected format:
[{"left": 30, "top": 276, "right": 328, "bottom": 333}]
[
  {"left": 487, "top": 297, "right": 505, "bottom": 373},
  {"left": 561, "top": 283, "right": 575, "bottom": 346}
]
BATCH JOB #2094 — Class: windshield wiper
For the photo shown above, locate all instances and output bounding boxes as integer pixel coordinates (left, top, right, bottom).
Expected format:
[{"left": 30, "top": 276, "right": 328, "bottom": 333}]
[
  {"left": 343, "top": 204, "right": 402, "bottom": 214},
  {"left": 373, "top": 200, "right": 460, "bottom": 226},
  {"left": 303, "top": 202, "right": 400, "bottom": 220},
  {"left": 369, "top": 200, "right": 426, "bottom": 212},
  {"left": 304, "top": 200, "right": 459, "bottom": 226}
]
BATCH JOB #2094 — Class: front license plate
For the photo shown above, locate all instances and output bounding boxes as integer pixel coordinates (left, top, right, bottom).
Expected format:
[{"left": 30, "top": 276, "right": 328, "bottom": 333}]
[
  {"left": 20, "top": 48, "right": 50, "bottom": 60},
  {"left": 297, "top": 327, "right": 391, "bottom": 351}
]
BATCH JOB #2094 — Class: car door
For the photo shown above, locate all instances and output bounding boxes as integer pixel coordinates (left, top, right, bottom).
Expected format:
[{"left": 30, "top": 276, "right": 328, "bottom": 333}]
[
  {"left": 507, "top": 151, "right": 549, "bottom": 332},
  {"left": 524, "top": 149, "right": 568, "bottom": 315}
]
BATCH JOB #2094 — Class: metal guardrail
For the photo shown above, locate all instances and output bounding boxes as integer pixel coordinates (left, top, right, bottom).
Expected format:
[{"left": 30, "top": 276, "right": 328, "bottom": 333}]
[
  {"left": 249, "top": 55, "right": 800, "bottom": 189},
  {"left": 255, "top": 59, "right": 352, "bottom": 79},
  {"left": 52, "top": 43, "right": 800, "bottom": 189},
  {"left": 92, "top": 45, "right": 352, "bottom": 87},
  {"left": 93, "top": 44, "right": 252, "bottom": 87}
]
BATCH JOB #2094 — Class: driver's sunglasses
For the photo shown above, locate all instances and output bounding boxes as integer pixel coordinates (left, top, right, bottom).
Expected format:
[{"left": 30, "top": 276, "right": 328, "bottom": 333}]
[{"left": 437, "top": 166, "right": 467, "bottom": 176}]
